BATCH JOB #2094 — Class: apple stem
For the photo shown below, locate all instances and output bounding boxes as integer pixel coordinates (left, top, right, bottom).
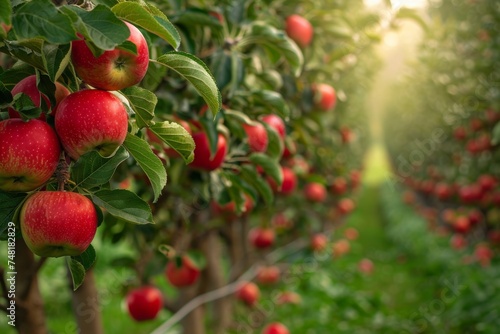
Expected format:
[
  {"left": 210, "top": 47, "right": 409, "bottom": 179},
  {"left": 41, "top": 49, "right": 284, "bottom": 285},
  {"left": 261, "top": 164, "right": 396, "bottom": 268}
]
[{"left": 55, "top": 154, "right": 70, "bottom": 191}]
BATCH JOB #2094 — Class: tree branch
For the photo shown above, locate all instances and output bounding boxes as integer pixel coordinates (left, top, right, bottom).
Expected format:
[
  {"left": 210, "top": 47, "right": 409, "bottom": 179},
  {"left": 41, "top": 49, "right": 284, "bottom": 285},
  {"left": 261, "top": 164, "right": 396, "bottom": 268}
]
[{"left": 149, "top": 236, "right": 308, "bottom": 334}]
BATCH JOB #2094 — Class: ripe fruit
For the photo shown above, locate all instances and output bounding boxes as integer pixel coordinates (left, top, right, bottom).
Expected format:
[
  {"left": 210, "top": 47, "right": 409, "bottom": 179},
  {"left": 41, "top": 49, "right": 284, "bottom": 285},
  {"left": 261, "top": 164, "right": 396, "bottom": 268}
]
[
  {"left": 310, "top": 233, "right": 328, "bottom": 252},
  {"left": 285, "top": 14, "right": 313, "bottom": 48},
  {"left": 211, "top": 193, "right": 254, "bottom": 218},
  {"left": 20, "top": 191, "right": 98, "bottom": 257},
  {"left": 268, "top": 167, "right": 297, "bottom": 195},
  {"left": 126, "top": 286, "right": 163, "bottom": 322},
  {"left": 453, "top": 216, "right": 471, "bottom": 234},
  {"left": 458, "top": 184, "right": 482, "bottom": 204},
  {"left": 337, "top": 198, "right": 355, "bottom": 215},
  {"left": 434, "top": 182, "right": 453, "bottom": 201},
  {"left": 243, "top": 122, "right": 268, "bottom": 152},
  {"left": 8, "top": 75, "right": 70, "bottom": 119},
  {"left": 261, "top": 114, "right": 286, "bottom": 139},
  {"left": 271, "top": 213, "right": 293, "bottom": 231},
  {"left": 71, "top": 21, "right": 149, "bottom": 91},
  {"left": 340, "top": 126, "right": 354, "bottom": 144},
  {"left": 236, "top": 281, "right": 260, "bottom": 306},
  {"left": 358, "top": 258, "right": 374, "bottom": 274},
  {"left": 55, "top": 90, "right": 128, "bottom": 160},
  {"left": 474, "top": 243, "right": 493, "bottom": 267},
  {"left": 0, "top": 119, "right": 61, "bottom": 192},
  {"left": 256, "top": 265, "right": 280, "bottom": 285},
  {"left": 332, "top": 239, "right": 350, "bottom": 257},
  {"left": 331, "top": 177, "right": 348, "bottom": 195},
  {"left": 190, "top": 132, "right": 228, "bottom": 171},
  {"left": 450, "top": 234, "right": 467, "bottom": 250},
  {"left": 262, "top": 322, "right": 290, "bottom": 334},
  {"left": 303, "top": 182, "right": 327, "bottom": 202},
  {"left": 165, "top": 255, "right": 201, "bottom": 287},
  {"left": 249, "top": 227, "right": 275, "bottom": 249},
  {"left": 276, "top": 291, "right": 301, "bottom": 305},
  {"left": 313, "top": 83, "right": 337, "bottom": 111},
  {"left": 343, "top": 227, "right": 359, "bottom": 240}
]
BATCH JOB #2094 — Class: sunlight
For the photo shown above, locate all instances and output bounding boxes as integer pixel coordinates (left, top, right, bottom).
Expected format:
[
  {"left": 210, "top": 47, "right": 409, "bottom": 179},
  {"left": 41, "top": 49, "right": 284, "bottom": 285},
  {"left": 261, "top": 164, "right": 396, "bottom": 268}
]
[{"left": 364, "top": 0, "right": 428, "bottom": 9}]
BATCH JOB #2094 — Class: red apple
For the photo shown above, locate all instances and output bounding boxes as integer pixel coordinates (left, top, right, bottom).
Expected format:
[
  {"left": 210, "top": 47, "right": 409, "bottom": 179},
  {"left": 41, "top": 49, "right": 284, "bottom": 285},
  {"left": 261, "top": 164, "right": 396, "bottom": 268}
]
[
  {"left": 256, "top": 265, "right": 280, "bottom": 285},
  {"left": 126, "top": 286, "right": 163, "bottom": 321},
  {"left": 340, "top": 126, "right": 354, "bottom": 144},
  {"left": 343, "top": 227, "right": 359, "bottom": 240},
  {"left": 337, "top": 198, "right": 355, "bottom": 215},
  {"left": 331, "top": 177, "right": 348, "bottom": 195},
  {"left": 285, "top": 14, "right": 313, "bottom": 48},
  {"left": 211, "top": 193, "right": 254, "bottom": 218},
  {"left": 453, "top": 216, "right": 471, "bottom": 234},
  {"left": 268, "top": 167, "right": 297, "bottom": 195},
  {"left": 434, "top": 182, "right": 453, "bottom": 200},
  {"left": 262, "top": 322, "right": 290, "bottom": 334},
  {"left": 236, "top": 281, "right": 260, "bottom": 306},
  {"left": 55, "top": 90, "right": 128, "bottom": 160},
  {"left": 276, "top": 291, "right": 301, "bottom": 305},
  {"left": 0, "top": 119, "right": 61, "bottom": 192},
  {"left": 310, "top": 233, "right": 328, "bottom": 252},
  {"left": 303, "top": 182, "right": 327, "bottom": 203},
  {"left": 313, "top": 83, "right": 337, "bottom": 111},
  {"left": 71, "top": 21, "right": 149, "bottom": 91},
  {"left": 450, "top": 234, "right": 467, "bottom": 250},
  {"left": 8, "top": 75, "right": 70, "bottom": 119},
  {"left": 261, "top": 114, "right": 286, "bottom": 139},
  {"left": 358, "top": 258, "right": 374, "bottom": 274},
  {"left": 189, "top": 132, "right": 228, "bottom": 171},
  {"left": 165, "top": 255, "right": 201, "bottom": 287},
  {"left": 249, "top": 227, "right": 275, "bottom": 249},
  {"left": 478, "top": 174, "right": 497, "bottom": 193},
  {"left": 350, "top": 170, "right": 362, "bottom": 188},
  {"left": 453, "top": 126, "right": 467, "bottom": 140},
  {"left": 458, "top": 184, "right": 482, "bottom": 204},
  {"left": 474, "top": 243, "right": 493, "bottom": 267},
  {"left": 20, "top": 191, "right": 98, "bottom": 257},
  {"left": 271, "top": 213, "right": 293, "bottom": 231},
  {"left": 243, "top": 122, "right": 268, "bottom": 152},
  {"left": 332, "top": 239, "right": 350, "bottom": 257}
]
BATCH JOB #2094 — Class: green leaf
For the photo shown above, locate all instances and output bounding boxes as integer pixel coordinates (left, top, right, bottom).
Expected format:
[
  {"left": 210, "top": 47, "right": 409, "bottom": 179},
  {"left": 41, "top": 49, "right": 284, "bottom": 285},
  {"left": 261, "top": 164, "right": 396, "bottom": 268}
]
[
  {"left": 11, "top": 92, "right": 43, "bottom": 120},
  {"left": 42, "top": 42, "right": 70, "bottom": 82},
  {"left": 123, "top": 133, "right": 166, "bottom": 202},
  {"left": 198, "top": 116, "right": 221, "bottom": 159},
  {"left": 492, "top": 122, "right": 500, "bottom": 146},
  {"left": 0, "top": 39, "right": 45, "bottom": 72},
  {"left": 155, "top": 51, "right": 221, "bottom": 117},
  {"left": 121, "top": 86, "right": 157, "bottom": 129},
  {"left": 0, "top": 0, "right": 11, "bottom": 26},
  {"left": 91, "top": 189, "right": 154, "bottom": 225},
  {"left": 240, "top": 165, "right": 273, "bottom": 206},
  {"left": 71, "top": 244, "right": 96, "bottom": 271},
  {"left": 61, "top": 5, "right": 129, "bottom": 51},
  {"left": 0, "top": 192, "right": 27, "bottom": 236},
  {"left": 112, "top": 1, "right": 181, "bottom": 49},
  {"left": 395, "top": 8, "right": 428, "bottom": 31},
  {"left": 67, "top": 257, "right": 86, "bottom": 290},
  {"left": 0, "top": 81, "right": 12, "bottom": 108},
  {"left": 263, "top": 123, "right": 284, "bottom": 159},
  {"left": 12, "top": 0, "right": 77, "bottom": 44},
  {"left": 253, "top": 90, "right": 289, "bottom": 119},
  {"left": 249, "top": 153, "right": 283, "bottom": 186},
  {"left": 71, "top": 147, "right": 129, "bottom": 190},
  {"left": 148, "top": 121, "right": 195, "bottom": 164},
  {"left": 243, "top": 22, "right": 304, "bottom": 77}
]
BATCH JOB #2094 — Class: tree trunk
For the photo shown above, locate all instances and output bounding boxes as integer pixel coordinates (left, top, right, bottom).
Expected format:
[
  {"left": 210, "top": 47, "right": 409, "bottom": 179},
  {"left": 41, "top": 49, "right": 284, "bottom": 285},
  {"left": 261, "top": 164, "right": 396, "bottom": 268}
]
[
  {"left": 15, "top": 238, "right": 47, "bottom": 334},
  {"left": 70, "top": 269, "right": 104, "bottom": 334},
  {"left": 202, "top": 231, "right": 232, "bottom": 334},
  {"left": 178, "top": 284, "right": 205, "bottom": 334}
]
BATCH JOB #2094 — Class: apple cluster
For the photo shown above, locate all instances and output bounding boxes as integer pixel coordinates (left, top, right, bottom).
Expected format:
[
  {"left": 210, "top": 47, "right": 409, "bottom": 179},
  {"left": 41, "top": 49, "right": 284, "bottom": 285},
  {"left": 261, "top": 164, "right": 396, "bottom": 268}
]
[{"left": 0, "top": 20, "right": 149, "bottom": 258}]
